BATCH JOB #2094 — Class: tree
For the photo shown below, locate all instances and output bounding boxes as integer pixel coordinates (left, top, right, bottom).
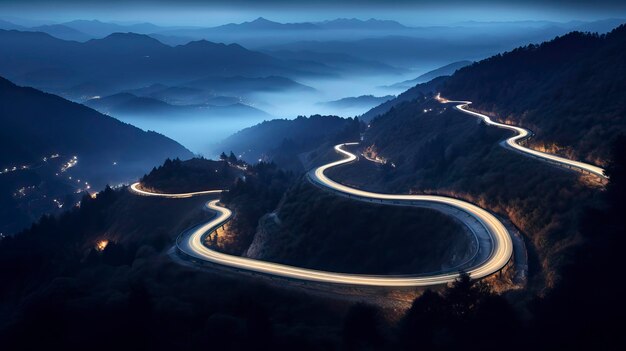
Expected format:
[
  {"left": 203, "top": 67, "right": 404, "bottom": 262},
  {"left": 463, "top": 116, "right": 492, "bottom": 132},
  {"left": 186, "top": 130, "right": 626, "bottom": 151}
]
[
  {"left": 443, "top": 272, "right": 490, "bottom": 319},
  {"left": 229, "top": 151, "right": 238, "bottom": 164},
  {"left": 400, "top": 289, "right": 444, "bottom": 349}
]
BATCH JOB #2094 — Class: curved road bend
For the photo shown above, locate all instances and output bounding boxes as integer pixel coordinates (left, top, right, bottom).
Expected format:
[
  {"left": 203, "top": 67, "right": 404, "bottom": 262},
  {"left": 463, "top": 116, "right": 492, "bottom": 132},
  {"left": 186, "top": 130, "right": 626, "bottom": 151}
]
[
  {"left": 130, "top": 143, "right": 514, "bottom": 287},
  {"left": 130, "top": 182, "right": 223, "bottom": 198},
  {"left": 436, "top": 94, "right": 607, "bottom": 179}
]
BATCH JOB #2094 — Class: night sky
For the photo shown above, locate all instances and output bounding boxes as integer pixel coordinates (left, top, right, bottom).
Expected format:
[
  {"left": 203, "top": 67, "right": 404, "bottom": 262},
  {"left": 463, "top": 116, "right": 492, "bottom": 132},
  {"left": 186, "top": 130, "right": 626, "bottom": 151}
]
[{"left": 1, "top": 0, "right": 625, "bottom": 26}]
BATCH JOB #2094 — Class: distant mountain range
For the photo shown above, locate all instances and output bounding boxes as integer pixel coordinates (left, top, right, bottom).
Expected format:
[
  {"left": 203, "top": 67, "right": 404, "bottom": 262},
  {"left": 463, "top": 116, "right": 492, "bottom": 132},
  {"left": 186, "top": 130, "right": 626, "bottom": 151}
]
[
  {"left": 0, "top": 17, "right": 411, "bottom": 44},
  {"left": 386, "top": 61, "right": 473, "bottom": 90},
  {"left": 0, "top": 30, "right": 316, "bottom": 101},
  {"left": 84, "top": 92, "right": 270, "bottom": 120},
  {"left": 149, "top": 17, "right": 418, "bottom": 49},
  {"left": 183, "top": 75, "right": 314, "bottom": 95},
  {"left": 60, "top": 19, "right": 165, "bottom": 38},
  {"left": 261, "top": 50, "right": 407, "bottom": 75},
  {"left": 2, "top": 16, "right": 623, "bottom": 47},
  {"left": 319, "top": 95, "right": 395, "bottom": 110},
  {"left": 2, "top": 17, "right": 623, "bottom": 96},
  {"left": 210, "top": 17, "right": 320, "bottom": 32},
  {"left": 28, "top": 24, "right": 92, "bottom": 42},
  {"left": 260, "top": 36, "right": 498, "bottom": 68},
  {"left": 0, "top": 19, "right": 24, "bottom": 30},
  {"left": 315, "top": 18, "right": 408, "bottom": 30},
  {"left": 223, "top": 17, "right": 408, "bottom": 31},
  {"left": 260, "top": 19, "right": 625, "bottom": 67},
  {"left": 123, "top": 84, "right": 243, "bottom": 106},
  {"left": 0, "top": 18, "right": 183, "bottom": 41}
]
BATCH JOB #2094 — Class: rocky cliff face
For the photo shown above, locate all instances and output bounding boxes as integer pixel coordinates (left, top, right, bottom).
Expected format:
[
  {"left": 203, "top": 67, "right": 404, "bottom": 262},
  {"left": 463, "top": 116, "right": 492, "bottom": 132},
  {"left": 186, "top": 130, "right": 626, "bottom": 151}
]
[{"left": 245, "top": 212, "right": 283, "bottom": 259}]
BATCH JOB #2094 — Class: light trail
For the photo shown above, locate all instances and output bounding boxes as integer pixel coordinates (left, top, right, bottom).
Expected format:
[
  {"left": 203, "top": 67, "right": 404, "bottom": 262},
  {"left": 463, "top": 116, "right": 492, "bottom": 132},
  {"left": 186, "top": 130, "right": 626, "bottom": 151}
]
[
  {"left": 130, "top": 143, "right": 514, "bottom": 287},
  {"left": 436, "top": 94, "right": 606, "bottom": 179},
  {"left": 130, "top": 182, "right": 223, "bottom": 198}
]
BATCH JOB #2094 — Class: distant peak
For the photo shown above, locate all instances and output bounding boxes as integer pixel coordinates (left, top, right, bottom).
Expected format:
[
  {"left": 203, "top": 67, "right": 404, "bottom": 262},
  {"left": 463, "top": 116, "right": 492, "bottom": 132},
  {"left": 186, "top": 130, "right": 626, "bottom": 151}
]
[
  {"left": 250, "top": 17, "right": 276, "bottom": 24},
  {"left": 97, "top": 32, "right": 162, "bottom": 44},
  {"left": 0, "top": 75, "right": 16, "bottom": 88},
  {"left": 103, "top": 32, "right": 146, "bottom": 39},
  {"left": 67, "top": 19, "right": 105, "bottom": 24},
  {"left": 182, "top": 39, "right": 222, "bottom": 47}
]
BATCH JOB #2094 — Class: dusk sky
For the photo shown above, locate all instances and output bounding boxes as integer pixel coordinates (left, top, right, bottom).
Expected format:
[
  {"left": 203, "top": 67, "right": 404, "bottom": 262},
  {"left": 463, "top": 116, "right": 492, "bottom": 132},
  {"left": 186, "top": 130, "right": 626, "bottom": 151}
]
[{"left": 2, "top": 0, "right": 625, "bottom": 26}]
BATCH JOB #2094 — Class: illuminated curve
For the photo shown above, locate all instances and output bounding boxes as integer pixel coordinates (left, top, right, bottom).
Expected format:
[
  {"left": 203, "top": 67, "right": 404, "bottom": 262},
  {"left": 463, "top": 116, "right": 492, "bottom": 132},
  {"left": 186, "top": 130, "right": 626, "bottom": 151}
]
[
  {"left": 130, "top": 182, "right": 223, "bottom": 198},
  {"left": 130, "top": 142, "right": 514, "bottom": 287},
  {"left": 437, "top": 95, "right": 607, "bottom": 179}
]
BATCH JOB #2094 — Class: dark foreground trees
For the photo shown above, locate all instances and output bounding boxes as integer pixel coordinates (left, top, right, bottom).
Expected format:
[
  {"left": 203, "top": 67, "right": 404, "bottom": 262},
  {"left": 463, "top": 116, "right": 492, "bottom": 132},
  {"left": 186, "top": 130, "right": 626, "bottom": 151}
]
[{"left": 397, "top": 274, "right": 520, "bottom": 350}]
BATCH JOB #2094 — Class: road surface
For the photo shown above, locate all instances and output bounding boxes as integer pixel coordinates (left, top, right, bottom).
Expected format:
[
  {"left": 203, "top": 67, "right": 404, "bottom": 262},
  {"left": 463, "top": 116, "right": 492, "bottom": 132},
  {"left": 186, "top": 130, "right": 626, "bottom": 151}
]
[
  {"left": 437, "top": 94, "right": 607, "bottom": 179},
  {"left": 130, "top": 143, "right": 514, "bottom": 287},
  {"left": 130, "top": 182, "right": 223, "bottom": 198}
]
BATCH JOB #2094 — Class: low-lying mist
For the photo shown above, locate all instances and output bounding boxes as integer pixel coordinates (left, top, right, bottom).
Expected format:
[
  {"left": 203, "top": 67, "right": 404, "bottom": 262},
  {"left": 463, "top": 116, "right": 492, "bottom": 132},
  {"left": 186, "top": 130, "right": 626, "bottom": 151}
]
[{"left": 109, "top": 69, "right": 425, "bottom": 157}]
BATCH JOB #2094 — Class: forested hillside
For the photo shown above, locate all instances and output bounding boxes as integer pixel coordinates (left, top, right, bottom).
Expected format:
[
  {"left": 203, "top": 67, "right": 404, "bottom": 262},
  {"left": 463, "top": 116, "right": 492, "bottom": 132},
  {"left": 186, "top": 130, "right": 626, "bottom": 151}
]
[
  {"left": 333, "top": 97, "right": 600, "bottom": 288},
  {"left": 361, "top": 76, "right": 447, "bottom": 121},
  {"left": 140, "top": 158, "right": 241, "bottom": 193},
  {"left": 215, "top": 115, "right": 361, "bottom": 170},
  {"left": 0, "top": 76, "right": 192, "bottom": 234},
  {"left": 245, "top": 180, "right": 473, "bottom": 275},
  {"left": 442, "top": 24, "right": 626, "bottom": 165},
  {"left": 0, "top": 76, "right": 192, "bottom": 184}
]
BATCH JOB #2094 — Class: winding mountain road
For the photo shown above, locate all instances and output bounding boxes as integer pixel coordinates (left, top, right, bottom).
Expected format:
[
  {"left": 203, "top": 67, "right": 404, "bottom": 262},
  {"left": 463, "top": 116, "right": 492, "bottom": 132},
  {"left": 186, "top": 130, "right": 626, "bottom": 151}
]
[
  {"left": 129, "top": 96, "right": 606, "bottom": 287},
  {"left": 437, "top": 94, "right": 607, "bottom": 179},
  {"left": 130, "top": 142, "right": 513, "bottom": 287}
]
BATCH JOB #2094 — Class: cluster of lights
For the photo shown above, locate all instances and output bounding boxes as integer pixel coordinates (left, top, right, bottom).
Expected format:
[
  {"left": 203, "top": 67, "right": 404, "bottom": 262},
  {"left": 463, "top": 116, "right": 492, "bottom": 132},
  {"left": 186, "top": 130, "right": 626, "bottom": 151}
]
[
  {"left": 52, "top": 155, "right": 93, "bottom": 193},
  {"left": 13, "top": 185, "right": 35, "bottom": 198},
  {"left": 5, "top": 153, "right": 96, "bottom": 213},
  {"left": 1, "top": 153, "right": 63, "bottom": 175},
  {"left": 60, "top": 156, "right": 78, "bottom": 172},
  {"left": 1, "top": 165, "right": 26, "bottom": 174}
]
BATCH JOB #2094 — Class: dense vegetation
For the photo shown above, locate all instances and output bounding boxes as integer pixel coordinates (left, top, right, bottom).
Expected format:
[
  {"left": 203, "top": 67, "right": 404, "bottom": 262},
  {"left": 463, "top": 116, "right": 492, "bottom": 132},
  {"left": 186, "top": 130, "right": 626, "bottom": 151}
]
[
  {"left": 360, "top": 76, "right": 448, "bottom": 121},
  {"left": 248, "top": 180, "right": 473, "bottom": 274},
  {"left": 442, "top": 25, "right": 626, "bottom": 165},
  {"left": 215, "top": 115, "right": 362, "bottom": 170},
  {"left": 0, "top": 186, "right": 346, "bottom": 349},
  {"left": 344, "top": 138, "right": 626, "bottom": 350},
  {"left": 218, "top": 162, "right": 296, "bottom": 254},
  {"left": 335, "top": 99, "right": 600, "bottom": 287},
  {"left": 140, "top": 157, "right": 239, "bottom": 193}
]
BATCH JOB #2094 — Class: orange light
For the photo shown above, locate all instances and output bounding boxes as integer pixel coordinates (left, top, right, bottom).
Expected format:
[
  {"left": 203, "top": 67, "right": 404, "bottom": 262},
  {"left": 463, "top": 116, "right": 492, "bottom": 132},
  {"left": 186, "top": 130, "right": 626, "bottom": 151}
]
[{"left": 96, "top": 240, "right": 109, "bottom": 252}]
